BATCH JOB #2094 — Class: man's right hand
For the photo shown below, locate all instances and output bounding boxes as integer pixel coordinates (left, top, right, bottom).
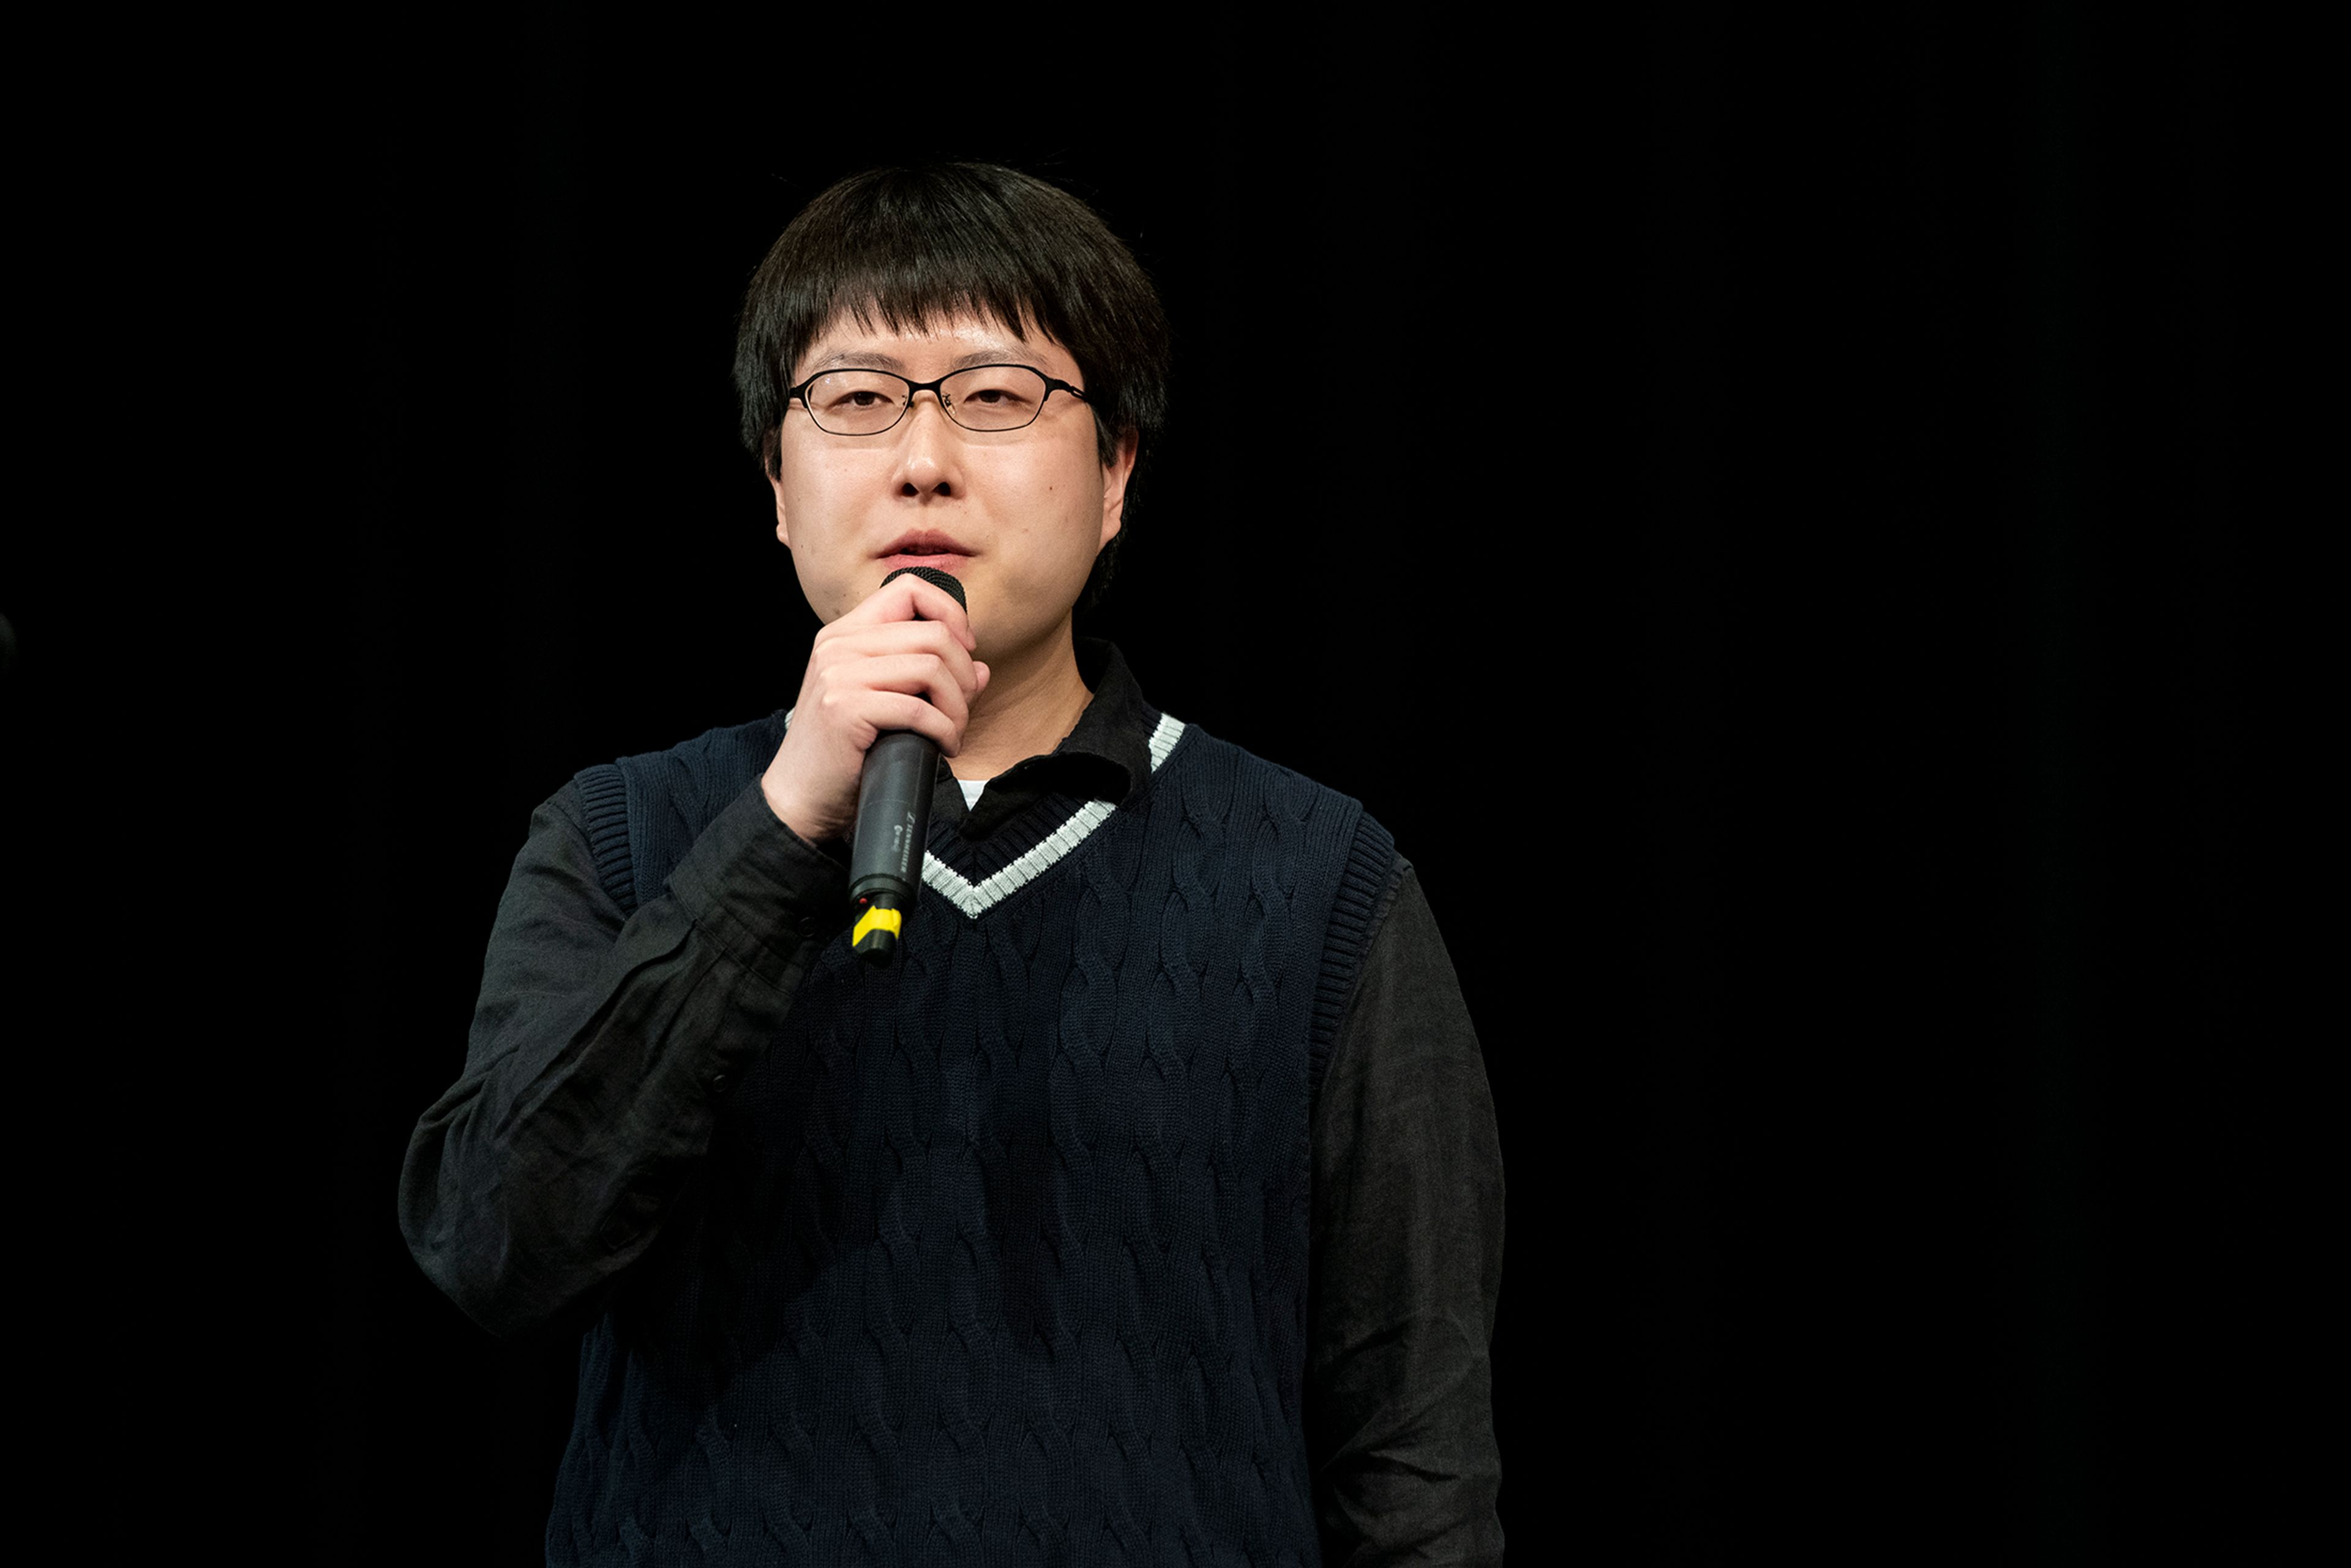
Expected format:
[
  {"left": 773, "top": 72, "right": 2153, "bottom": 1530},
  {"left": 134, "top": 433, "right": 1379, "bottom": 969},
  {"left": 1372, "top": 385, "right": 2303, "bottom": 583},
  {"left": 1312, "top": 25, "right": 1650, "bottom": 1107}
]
[{"left": 760, "top": 574, "right": 990, "bottom": 846}]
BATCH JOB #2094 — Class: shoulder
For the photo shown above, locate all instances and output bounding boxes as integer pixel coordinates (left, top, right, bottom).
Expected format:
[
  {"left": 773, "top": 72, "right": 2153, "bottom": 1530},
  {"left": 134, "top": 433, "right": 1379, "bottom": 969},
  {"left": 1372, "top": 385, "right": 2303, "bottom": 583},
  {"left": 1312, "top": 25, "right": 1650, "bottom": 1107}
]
[
  {"left": 1152, "top": 716, "right": 1401, "bottom": 901},
  {"left": 1155, "top": 718, "right": 1380, "bottom": 829},
  {"left": 613, "top": 709, "right": 792, "bottom": 781},
  {"left": 572, "top": 711, "right": 792, "bottom": 913},
  {"left": 590, "top": 710, "right": 790, "bottom": 814}
]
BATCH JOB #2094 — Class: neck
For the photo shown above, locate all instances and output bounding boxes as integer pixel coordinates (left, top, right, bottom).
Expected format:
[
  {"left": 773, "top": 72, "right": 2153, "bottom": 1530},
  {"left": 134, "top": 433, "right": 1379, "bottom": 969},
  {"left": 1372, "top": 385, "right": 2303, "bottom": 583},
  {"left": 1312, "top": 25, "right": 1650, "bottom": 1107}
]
[{"left": 951, "top": 620, "right": 1092, "bottom": 781}]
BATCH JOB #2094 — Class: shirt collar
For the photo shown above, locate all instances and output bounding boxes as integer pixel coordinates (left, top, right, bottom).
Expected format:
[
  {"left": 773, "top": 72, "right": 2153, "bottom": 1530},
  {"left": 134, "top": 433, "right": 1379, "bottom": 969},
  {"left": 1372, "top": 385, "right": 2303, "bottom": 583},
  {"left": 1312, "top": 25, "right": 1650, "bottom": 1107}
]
[{"left": 937, "top": 638, "right": 1160, "bottom": 838}]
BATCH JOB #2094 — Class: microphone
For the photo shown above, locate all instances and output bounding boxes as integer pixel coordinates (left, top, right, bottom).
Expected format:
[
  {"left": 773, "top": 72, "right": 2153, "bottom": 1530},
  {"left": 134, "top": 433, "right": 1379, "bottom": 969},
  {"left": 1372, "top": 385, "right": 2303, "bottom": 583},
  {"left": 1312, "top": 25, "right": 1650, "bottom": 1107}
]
[{"left": 847, "top": 566, "right": 967, "bottom": 966}]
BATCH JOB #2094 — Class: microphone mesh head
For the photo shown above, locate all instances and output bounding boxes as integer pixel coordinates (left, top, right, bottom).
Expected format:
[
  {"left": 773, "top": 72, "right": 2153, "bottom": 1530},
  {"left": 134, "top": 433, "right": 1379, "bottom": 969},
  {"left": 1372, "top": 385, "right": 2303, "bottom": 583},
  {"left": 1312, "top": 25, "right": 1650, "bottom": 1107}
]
[{"left": 880, "top": 565, "right": 967, "bottom": 610}]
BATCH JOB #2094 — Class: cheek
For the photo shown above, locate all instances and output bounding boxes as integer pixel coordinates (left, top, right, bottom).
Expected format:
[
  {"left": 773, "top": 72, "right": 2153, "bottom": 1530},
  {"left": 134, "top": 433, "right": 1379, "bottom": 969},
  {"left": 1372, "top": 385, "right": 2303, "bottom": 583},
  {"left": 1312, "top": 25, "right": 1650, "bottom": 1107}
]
[{"left": 789, "top": 555, "right": 847, "bottom": 624}]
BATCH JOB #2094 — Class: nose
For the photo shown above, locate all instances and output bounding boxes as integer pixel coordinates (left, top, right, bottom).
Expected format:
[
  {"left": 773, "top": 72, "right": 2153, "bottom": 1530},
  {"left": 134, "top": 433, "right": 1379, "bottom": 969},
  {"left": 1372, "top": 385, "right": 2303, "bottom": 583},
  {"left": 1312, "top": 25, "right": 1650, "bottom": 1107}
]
[{"left": 893, "top": 389, "right": 960, "bottom": 498}]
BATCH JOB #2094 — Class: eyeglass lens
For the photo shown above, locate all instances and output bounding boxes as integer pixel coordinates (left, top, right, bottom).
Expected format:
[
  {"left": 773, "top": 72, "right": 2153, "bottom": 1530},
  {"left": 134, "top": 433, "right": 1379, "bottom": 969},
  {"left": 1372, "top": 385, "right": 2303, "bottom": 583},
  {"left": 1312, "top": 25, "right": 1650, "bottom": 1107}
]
[{"left": 802, "top": 366, "right": 1054, "bottom": 435}]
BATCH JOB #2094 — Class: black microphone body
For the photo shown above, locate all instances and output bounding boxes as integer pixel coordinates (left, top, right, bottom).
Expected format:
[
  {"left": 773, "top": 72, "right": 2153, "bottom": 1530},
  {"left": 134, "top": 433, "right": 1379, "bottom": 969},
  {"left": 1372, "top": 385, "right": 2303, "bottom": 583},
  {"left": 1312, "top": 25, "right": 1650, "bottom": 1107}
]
[{"left": 847, "top": 566, "right": 967, "bottom": 964}]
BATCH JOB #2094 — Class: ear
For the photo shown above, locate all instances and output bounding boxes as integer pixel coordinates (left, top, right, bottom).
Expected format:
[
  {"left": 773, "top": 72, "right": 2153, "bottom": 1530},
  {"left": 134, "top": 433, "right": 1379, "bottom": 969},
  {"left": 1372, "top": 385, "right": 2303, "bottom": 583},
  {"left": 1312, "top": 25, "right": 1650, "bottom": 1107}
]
[
  {"left": 768, "top": 463, "right": 791, "bottom": 548},
  {"left": 1098, "top": 431, "right": 1139, "bottom": 550}
]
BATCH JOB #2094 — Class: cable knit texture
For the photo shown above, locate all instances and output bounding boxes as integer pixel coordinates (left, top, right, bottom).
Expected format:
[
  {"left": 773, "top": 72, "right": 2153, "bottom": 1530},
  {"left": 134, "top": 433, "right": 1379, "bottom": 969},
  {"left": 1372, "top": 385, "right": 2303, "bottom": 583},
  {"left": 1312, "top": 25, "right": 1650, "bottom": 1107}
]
[{"left": 552, "top": 714, "right": 1394, "bottom": 1566}]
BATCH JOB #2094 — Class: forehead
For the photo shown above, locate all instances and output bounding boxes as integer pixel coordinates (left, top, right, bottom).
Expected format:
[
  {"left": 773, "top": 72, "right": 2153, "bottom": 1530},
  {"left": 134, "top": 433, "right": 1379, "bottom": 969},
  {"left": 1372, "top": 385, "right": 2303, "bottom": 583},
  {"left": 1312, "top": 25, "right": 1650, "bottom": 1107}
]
[{"left": 796, "top": 308, "right": 1077, "bottom": 381}]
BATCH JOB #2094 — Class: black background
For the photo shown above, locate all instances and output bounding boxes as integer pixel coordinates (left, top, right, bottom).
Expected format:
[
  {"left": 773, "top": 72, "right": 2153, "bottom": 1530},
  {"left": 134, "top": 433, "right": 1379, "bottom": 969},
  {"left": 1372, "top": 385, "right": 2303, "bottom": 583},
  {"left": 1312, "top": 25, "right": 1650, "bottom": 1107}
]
[{"left": 0, "top": 6, "right": 2279, "bottom": 1562}]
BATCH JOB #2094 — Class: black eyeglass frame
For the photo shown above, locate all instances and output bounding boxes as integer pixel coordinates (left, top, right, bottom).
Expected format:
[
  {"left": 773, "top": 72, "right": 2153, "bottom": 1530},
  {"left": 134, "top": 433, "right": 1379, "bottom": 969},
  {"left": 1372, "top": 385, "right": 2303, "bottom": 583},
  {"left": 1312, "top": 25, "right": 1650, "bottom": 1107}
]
[{"left": 785, "top": 362, "right": 1089, "bottom": 436}]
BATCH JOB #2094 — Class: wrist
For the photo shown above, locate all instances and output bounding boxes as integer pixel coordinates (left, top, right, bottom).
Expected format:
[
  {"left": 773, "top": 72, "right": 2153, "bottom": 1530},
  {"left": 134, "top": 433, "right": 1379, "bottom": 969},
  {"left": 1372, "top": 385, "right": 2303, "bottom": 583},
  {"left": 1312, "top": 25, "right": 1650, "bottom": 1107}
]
[{"left": 760, "top": 771, "right": 836, "bottom": 846}]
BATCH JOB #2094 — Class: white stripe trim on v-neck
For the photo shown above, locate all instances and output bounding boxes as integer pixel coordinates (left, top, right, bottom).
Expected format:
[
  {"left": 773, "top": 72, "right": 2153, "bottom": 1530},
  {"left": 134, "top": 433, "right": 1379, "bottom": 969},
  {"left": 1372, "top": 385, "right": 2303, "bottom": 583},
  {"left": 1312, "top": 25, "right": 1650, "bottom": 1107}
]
[{"left": 924, "top": 713, "right": 1187, "bottom": 919}]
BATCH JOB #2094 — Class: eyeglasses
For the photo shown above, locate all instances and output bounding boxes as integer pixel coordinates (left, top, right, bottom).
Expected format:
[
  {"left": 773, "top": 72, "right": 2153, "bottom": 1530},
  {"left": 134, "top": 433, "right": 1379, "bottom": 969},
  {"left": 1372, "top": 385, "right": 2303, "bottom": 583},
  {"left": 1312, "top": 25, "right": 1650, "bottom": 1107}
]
[{"left": 787, "top": 363, "right": 1089, "bottom": 437}]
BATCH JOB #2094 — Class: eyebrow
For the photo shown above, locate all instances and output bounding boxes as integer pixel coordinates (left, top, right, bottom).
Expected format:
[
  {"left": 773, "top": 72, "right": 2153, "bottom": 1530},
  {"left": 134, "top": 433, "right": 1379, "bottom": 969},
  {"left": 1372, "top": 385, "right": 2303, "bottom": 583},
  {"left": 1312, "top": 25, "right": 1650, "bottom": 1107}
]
[{"left": 802, "top": 345, "right": 1039, "bottom": 377}]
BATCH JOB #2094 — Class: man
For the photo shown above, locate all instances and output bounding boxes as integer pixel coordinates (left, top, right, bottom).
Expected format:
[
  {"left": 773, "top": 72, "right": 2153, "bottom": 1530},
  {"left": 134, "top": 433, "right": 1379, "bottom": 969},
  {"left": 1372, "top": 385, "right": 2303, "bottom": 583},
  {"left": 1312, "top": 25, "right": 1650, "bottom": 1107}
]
[{"left": 402, "top": 163, "right": 1504, "bottom": 1564}]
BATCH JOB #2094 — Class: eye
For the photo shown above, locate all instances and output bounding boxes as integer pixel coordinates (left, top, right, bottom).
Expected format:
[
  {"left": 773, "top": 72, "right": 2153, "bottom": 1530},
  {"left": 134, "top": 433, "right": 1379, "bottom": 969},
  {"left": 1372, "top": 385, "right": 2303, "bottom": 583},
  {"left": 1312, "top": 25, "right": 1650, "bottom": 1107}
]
[
  {"left": 947, "top": 367, "right": 1042, "bottom": 414},
  {"left": 812, "top": 377, "right": 900, "bottom": 413}
]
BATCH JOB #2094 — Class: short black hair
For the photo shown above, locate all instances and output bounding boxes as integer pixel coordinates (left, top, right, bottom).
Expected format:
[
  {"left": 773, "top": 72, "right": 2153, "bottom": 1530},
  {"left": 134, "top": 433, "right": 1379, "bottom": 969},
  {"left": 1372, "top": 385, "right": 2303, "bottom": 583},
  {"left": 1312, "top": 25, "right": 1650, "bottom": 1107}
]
[{"left": 734, "top": 163, "right": 1172, "bottom": 606}]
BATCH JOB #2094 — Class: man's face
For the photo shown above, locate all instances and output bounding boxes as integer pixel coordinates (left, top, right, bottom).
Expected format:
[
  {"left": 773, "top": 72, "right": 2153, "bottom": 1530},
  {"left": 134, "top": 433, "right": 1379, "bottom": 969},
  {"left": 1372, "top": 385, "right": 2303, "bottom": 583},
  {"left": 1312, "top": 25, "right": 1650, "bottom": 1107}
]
[{"left": 770, "top": 309, "right": 1134, "bottom": 670}]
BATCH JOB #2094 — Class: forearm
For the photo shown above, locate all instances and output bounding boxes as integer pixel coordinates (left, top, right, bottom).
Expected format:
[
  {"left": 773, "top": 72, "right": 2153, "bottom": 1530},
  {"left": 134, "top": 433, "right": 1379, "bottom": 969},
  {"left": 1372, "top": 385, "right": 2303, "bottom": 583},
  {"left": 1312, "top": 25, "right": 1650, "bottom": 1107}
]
[
  {"left": 398, "top": 779, "right": 844, "bottom": 1337},
  {"left": 1308, "top": 863, "right": 1506, "bottom": 1564}
]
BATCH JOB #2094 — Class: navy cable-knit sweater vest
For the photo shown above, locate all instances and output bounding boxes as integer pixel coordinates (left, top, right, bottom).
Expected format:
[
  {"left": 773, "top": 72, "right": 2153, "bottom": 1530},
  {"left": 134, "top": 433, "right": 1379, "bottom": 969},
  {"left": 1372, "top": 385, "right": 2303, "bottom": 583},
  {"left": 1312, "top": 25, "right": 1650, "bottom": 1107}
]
[{"left": 551, "top": 709, "right": 1395, "bottom": 1566}]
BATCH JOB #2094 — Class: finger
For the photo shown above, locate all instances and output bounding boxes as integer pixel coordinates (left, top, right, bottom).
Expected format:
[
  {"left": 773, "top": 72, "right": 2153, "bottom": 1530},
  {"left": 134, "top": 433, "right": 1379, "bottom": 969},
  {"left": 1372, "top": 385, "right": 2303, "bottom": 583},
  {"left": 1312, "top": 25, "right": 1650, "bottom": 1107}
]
[
  {"left": 802, "top": 651, "right": 973, "bottom": 744},
  {"left": 798, "top": 678, "right": 963, "bottom": 756},
  {"left": 899, "top": 577, "right": 977, "bottom": 651},
  {"left": 814, "top": 621, "right": 981, "bottom": 695},
  {"left": 852, "top": 691, "right": 964, "bottom": 755},
  {"left": 831, "top": 651, "right": 973, "bottom": 730},
  {"left": 838, "top": 573, "right": 978, "bottom": 650}
]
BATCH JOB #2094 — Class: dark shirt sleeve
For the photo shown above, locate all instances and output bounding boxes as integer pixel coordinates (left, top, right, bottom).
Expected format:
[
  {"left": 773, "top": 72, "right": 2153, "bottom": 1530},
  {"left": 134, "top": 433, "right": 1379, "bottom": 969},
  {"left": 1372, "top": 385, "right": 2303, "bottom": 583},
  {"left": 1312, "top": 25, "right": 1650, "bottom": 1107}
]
[
  {"left": 399, "top": 778, "right": 847, "bottom": 1338},
  {"left": 1308, "top": 860, "right": 1506, "bottom": 1565}
]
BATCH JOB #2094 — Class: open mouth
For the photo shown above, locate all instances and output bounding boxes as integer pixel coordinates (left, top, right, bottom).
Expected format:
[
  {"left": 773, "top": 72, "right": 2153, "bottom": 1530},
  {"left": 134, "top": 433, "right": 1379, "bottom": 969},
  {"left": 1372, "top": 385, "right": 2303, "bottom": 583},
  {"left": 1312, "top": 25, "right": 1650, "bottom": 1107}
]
[{"left": 880, "top": 531, "right": 972, "bottom": 564}]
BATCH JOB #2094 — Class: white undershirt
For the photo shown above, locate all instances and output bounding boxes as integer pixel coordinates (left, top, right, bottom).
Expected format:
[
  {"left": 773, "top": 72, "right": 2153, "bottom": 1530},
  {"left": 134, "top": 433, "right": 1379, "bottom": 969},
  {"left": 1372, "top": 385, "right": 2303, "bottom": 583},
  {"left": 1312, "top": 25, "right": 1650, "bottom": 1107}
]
[{"left": 958, "top": 777, "right": 986, "bottom": 808}]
